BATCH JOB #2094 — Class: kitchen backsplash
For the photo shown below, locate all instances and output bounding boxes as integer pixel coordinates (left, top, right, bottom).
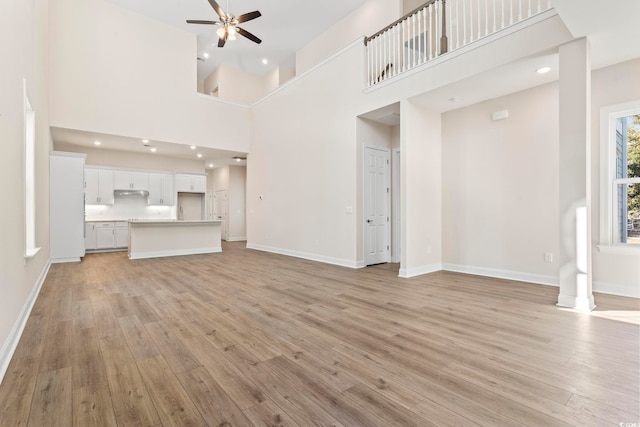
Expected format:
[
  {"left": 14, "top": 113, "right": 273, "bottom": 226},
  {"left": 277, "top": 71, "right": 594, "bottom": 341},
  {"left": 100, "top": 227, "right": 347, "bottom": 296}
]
[{"left": 85, "top": 194, "right": 175, "bottom": 221}]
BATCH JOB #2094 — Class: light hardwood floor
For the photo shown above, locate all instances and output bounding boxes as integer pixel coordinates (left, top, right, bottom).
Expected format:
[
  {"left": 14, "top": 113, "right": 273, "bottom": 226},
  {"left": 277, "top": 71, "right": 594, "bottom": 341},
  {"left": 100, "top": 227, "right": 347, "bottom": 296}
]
[{"left": 0, "top": 241, "right": 638, "bottom": 426}]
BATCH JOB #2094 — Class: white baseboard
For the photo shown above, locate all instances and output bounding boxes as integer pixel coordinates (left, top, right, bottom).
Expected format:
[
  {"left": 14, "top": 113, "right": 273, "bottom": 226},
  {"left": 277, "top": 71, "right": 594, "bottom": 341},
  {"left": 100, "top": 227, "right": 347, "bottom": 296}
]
[
  {"left": 399, "top": 263, "right": 443, "bottom": 278},
  {"left": 50, "top": 257, "right": 81, "bottom": 263},
  {"left": 225, "top": 237, "right": 247, "bottom": 242},
  {"left": 442, "top": 263, "right": 559, "bottom": 287},
  {"left": 246, "top": 243, "right": 362, "bottom": 269},
  {"left": 0, "top": 260, "right": 51, "bottom": 384},
  {"left": 129, "top": 247, "right": 222, "bottom": 260},
  {"left": 593, "top": 281, "right": 640, "bottom": 298}
]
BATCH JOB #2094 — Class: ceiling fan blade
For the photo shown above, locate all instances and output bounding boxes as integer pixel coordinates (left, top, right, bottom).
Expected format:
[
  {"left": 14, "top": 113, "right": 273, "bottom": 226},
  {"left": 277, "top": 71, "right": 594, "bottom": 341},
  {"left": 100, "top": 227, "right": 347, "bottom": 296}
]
[
  {"left": 236, "top": 27, "right": 262, "bottom": 44},
  {"left": 186, "top": 20, "right": 220, "bottom": 25},
  {"left": 208, "top": 0, "right": 226, "bottom": 19},
  {"left": 218, "top": 35, "right": 226, "bottom": 48},
  {"left": 236, "top": 11, "right": 261, "bottom": 23}
]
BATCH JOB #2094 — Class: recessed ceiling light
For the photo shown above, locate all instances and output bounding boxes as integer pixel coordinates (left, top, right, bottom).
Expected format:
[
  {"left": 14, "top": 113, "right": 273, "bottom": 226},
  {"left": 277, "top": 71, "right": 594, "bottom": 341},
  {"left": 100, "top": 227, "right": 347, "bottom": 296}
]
[
  {"left": 197, "top": 153, "right": 203, "bottom": 158},
  {"left": 150, "top": 147, "right": 157, "bottom": 153},
  {"left": 203, "top": 53, "right": 209, "bottom": 59},
  {"left": 142, "top": 139, "right": 149, "bottom": 143},
  {"left": 262, "top": 58, "right": 268, "bottom": 65},
  {"left": 190, "top": 145, "right": 196, "bottom": 150},
  {"left": 536, "top": 66, "right": 551, "bottom": 74},
  {"left": 208, "top": 163, "right": 214, "bottom": 168},
  {"left": 94, "top": 141, "right": 101, "bottom": 146},
  {"left": 449, "top": 97, "right": 461, "bottom": 103}
]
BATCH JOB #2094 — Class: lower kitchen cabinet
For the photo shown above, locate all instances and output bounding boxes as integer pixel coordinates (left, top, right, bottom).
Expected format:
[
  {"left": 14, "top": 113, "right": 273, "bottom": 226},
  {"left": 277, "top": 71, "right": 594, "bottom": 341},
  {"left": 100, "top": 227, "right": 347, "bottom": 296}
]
[
  {"left": 96, "top": 223, "right": 116, "bottom": 249},
  {"left": 85, "top": 223, "right": 97, "bottom": 250},
  {"left": 115, "top": 222, "right": 129, "bottom": 248},
  {"left": 86, "top": 221, "right": 128, "bottom": 250}
]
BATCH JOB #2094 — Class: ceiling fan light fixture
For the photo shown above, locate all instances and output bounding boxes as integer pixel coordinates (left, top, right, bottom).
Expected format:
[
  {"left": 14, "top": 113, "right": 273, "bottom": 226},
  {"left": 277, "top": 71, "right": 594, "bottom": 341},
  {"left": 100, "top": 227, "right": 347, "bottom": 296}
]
[
  {"left": 216, "top": 27, "right": 226, "bottom": 38},
  {"left": 227, "top": 25, "right": 236, "bottom": 36}
]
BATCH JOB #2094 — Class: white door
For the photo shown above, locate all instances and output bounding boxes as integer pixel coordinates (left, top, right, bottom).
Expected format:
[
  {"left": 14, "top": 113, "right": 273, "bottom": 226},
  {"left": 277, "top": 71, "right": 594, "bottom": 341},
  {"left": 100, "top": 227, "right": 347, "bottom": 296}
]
[
  {"left": 214, "top": 190, "right": 228, "bottom": 240},
  {"left": 364, "top": 147, "right": 390, "bottom": 265}
]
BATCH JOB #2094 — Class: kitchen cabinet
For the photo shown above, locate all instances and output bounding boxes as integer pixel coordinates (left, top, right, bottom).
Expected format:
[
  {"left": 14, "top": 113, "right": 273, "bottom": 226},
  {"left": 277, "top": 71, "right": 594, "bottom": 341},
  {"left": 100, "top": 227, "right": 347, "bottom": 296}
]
[
  {"left": 175, "top": 173, "right": 206, "bottom": 193},
  {"left": 85, "top": 223, "right": 97, "bottom": 250},
  {"left": 86, "top": 221, "right": 129, "bottom": 250},
  {"left": 50, "top": 152, "right": 86, "bottom": 262},
  {"left": 148, "top": 173, "right": 174, "bottom": 205},
  {"left": 114, "top": 171, "right": 149, "bottom": 190},
  {"left": 95, "top": 222, "right": 116, "bottom": 249},
  {"left": 85, "top": 168, "right": 114, "bottom": 205},
  {"left": 115, "top": 222, "right": 129, "bottom": 248}
]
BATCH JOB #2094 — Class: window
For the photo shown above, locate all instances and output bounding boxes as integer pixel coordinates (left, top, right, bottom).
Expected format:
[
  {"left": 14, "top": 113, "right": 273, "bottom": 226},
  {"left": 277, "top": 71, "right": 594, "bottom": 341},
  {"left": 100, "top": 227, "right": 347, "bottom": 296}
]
[
  {"left": 24, "top": 80, "right": 39, "bottom": 257},
  {"left": 600, "top": 101, "right": 640, "bottom": 248}
]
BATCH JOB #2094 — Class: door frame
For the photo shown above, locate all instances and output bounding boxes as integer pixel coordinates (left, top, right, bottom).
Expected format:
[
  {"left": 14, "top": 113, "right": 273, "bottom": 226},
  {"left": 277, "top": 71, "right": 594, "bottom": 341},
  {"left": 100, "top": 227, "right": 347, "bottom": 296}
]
[
  {"left": 391, "top": 147, "right": 401, "bottom": 263},
  {"left": 362, "top": 144, "right": 391, "bottom": 266}
]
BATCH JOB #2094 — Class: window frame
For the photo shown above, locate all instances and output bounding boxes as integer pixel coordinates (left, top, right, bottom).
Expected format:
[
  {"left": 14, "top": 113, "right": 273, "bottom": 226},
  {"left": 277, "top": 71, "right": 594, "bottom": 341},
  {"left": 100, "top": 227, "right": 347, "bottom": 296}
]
[
  {"left": 24, "top": 79, "right": 40, "bottom": 258},
  {"left": 599, "top": 100, "right": 640, "bottom": 251}
]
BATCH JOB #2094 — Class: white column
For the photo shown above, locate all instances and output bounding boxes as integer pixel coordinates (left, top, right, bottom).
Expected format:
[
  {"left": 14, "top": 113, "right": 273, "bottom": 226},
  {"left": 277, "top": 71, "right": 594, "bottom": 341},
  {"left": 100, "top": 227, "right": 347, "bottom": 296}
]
[
  {"left": 399, "top": 100, "right": 442, "bottom": 278},
  {"left": 557, "top": 38, "right": 595, "bottom": 311}
]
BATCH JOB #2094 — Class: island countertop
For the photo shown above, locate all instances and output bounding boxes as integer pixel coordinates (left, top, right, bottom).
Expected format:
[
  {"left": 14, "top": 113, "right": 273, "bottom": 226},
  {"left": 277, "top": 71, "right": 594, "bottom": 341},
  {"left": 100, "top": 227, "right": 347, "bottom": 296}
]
[
  {"left": 128, "top": 219, "right": 222, "bottom": 225},
  {"left": 128, "top": 220, "right": 222, "bottom": 259}
]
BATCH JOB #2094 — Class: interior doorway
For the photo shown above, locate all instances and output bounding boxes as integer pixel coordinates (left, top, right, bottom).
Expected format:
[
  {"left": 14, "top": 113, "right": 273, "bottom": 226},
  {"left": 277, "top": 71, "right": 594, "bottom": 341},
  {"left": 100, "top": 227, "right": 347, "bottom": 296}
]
[
  {"left": 364, "top": 146, "right": 391, "bottom": 265},
  {"left": 214, "top": 190, "right": 228, "bottom": 240}
]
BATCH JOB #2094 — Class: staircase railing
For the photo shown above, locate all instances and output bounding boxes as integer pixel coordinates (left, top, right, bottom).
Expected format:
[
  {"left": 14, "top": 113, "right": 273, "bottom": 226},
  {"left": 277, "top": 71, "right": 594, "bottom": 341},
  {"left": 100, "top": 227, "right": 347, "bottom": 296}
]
[{"left": 365, "top": 0, "right": 553, "bottom": 87}]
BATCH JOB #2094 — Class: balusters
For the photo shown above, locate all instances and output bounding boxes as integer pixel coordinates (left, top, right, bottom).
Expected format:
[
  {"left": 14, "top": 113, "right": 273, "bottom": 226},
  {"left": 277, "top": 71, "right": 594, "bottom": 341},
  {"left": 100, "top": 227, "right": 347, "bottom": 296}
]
[
  {"left": 455, "top": 0, "right": 459, "bottom": 49},
  {"left": 484, "top": 0, "right": 488, "bottom": 37}
]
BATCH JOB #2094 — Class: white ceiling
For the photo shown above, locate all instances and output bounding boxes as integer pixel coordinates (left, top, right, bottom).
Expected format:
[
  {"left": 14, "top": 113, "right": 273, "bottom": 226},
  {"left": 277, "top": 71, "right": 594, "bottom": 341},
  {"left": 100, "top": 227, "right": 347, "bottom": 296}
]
[
  {"left": 103, "top": 0, "right": 369, "bottom": 80},
  {"left": 51, "top": 127, "right": 247, "bottom": 169}
]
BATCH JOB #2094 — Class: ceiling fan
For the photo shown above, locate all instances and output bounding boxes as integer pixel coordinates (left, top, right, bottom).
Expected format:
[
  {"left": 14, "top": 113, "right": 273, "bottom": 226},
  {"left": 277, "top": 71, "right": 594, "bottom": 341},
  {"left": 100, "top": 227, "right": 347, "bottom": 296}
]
[{"left": 187, "top": 0, "right": 262, "bottom": 48}]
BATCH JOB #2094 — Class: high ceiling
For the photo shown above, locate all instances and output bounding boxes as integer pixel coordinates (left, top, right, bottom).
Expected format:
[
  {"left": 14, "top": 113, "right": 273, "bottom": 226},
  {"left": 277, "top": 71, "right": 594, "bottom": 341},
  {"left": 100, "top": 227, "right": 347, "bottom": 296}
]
[{"left": 103, "top": 0, "right": 370, "bottom": 80}]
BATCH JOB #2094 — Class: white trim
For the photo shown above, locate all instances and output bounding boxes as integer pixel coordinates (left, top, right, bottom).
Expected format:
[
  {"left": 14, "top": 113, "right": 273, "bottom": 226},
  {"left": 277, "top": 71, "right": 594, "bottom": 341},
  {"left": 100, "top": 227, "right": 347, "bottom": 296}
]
[
  {"left": 246, "top": 243, "right": 362, "bottom": 269},
  {"left": 442, "top": 263, "right": 559, "bottom": 287},
  {"left": 24, "top": 247, "right": 41, "bottom": 258},
  {"left": 50, "top": 257, "right": 81, "bottom": 263},
  {"left": 196, "top": 92, "right": 248, "bottom": 108},
  {"left": 252, "top": 38, "right": 364, "bottom": 108},
  {"left": 391, "top": 148, "right": 401, "bottom": 263},
  {"left": 596, "top": 244, "right": 640, "bottom": 255},
  {"left": 362, "top": 145, "right": 391, "bottom": 266},
  {"left": 363, "top": 9, "right": 558, "bottom": 93},
  {"left": 599, "top": 100, "right": 640, "bottom": 246},
  {"left": 0, "top": 260, "right": 51, "bottom": 384},
  {"left": 593, "top": 280, "right": 640, "bottom": 298},
  {"left": 557, "top": 294, "right": 596, "bottom": 312},
  {"left": 128, "top": 247, "right": 222, "bottom": 260},
  {"left": 225, "top": 237, "right": 247, "bottom": 242},
  {"left": 399, "top": 263, "right": 442, "bottom": 278}
]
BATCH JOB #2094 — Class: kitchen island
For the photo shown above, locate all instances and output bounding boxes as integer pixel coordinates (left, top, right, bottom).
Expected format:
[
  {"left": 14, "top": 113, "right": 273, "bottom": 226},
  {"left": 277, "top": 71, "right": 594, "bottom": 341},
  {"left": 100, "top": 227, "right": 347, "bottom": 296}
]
[{"left": 128, "top": 219, "right": 222, "bottom": 260}]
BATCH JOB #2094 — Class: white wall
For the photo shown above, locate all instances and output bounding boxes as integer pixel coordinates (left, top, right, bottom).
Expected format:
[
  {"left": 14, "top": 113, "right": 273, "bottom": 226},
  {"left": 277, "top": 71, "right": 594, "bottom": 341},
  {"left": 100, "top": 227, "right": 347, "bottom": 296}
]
[
  {"left": 441, "top": 83, "right": 560, "bottom": 282},
  {"left": 217, "top": 64, "right": 269, "bottom": 105},
  {"left": 54, "top": 143, "right": 205, "bottom": 173},
  {"left": 590, "top": 58, "right": 640, "bottom": 296},
  {"left": 295, "top": 0, "right": 402, "bottom": 74},
  {"left": 0, "top": 0, "right": 52, "bottom": 378},
  {"left": 248, "top": 44, "right": 364, "bottom": 266},
  {"left": 48, "top": 0, "right": 251, "bottom": 153}
]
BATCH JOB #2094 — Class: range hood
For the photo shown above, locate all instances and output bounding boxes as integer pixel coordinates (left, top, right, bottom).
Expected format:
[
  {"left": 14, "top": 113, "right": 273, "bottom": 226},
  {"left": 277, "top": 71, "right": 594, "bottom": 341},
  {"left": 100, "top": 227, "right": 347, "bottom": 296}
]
[{"left": 114, "top": 189, "right": 149, "bottom": 198}]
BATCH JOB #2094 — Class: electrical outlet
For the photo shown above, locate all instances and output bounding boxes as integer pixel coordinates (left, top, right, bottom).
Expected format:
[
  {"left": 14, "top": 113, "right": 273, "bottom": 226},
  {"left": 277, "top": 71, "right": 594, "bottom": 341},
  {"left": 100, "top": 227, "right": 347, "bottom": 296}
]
[{"left": 544, "top": 252, "right": 553, "bottom": 263}]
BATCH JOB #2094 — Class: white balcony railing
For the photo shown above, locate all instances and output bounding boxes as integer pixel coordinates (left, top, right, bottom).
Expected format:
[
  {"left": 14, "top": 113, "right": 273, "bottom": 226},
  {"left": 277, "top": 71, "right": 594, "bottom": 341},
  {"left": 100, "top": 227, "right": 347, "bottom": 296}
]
[{"left": 365, "top": 0, "right": 553, "bottom": 87}]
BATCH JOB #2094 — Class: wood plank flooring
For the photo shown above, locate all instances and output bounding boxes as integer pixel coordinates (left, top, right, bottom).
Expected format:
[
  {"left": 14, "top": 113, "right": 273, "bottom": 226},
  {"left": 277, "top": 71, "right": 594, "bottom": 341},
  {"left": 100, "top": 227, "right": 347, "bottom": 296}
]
[{"left": 0, "top": 241, "right": 638, "bottom": 426}]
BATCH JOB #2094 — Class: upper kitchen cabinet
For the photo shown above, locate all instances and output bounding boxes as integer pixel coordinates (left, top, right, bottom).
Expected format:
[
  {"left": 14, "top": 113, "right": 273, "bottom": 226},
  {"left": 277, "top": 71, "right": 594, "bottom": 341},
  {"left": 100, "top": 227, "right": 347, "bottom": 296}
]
[
  {"left": 148, "top": 173, "right": 174, "bottom": 205},
  {"left": 85, "top": 168, "right": 114, "bottom": 205},
  {"left": 175, "top": 173, "right": 206, "bottom": 193},
  {"left": 114, "top": 171, "right": 149, "bottom": 190}
]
